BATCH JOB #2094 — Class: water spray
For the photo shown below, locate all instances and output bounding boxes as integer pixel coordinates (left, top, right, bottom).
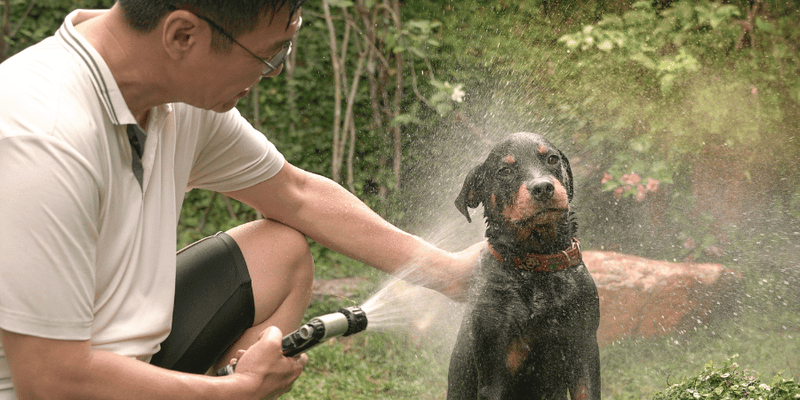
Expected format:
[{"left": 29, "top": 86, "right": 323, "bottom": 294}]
[
  {"left": 216, "top": 306, "right": 368, "bottom": 376},
  {"left": 215, "top": 263, "right": 467, "bottom": 376}
]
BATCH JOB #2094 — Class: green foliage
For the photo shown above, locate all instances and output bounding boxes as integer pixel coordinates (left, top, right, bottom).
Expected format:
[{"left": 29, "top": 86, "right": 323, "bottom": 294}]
[
  {"left": 427, "top": 79, "right": 465, "bottom": 116},
  {"left": 176, "top": 190, "right": 259, "bottom": 249},
  {"left": 389, "top": 18, "right": 443, "bottom": 57},
  {"left": 555, "top": 0, "right": 799, "bottom": 186},
  {"left": 558, "top": 0, "right": 742, "bottom": 93},
  {"left": 652, "top": 355, "right": 800, "bottom": 400},
  {"left": 417, "top": 0, "right": 800, "bottom": 261},
  {"left": 1, "top": 0, "right": 115, "bottom": 60},
  {"left": 309, "top": 245, "right": 375, "bottom": 281}
]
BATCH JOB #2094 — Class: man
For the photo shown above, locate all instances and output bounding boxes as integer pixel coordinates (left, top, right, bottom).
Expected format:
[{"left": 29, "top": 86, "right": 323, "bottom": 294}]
[{"left": 0, "top": 1, "right": 480, "bottom": 398}]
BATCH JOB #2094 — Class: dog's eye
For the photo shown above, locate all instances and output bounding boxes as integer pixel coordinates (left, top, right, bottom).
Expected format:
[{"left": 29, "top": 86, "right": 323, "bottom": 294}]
[
  {"left": 547, "top": 155, "right": 560, "bottom": 165},
  {"left": 498, "top": 166, "right": 513, "bottom": 177}
]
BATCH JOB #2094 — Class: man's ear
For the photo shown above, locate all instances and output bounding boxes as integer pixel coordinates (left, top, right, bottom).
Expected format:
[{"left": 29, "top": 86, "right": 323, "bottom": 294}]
[{"left": 162, "top": 10, "right": 205, "bottom": 60}]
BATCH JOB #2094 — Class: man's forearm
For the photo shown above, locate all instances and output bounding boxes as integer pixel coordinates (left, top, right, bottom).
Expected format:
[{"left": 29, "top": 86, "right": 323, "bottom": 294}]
[
  {"left": 225, "top": 162, "right": 480, "bottom": 299},
  {"left": 2, "top": 330, "right": 234, "bottom": 400},
  {"left": 228, "top": 163, "right": 445, "bottom": 272},
  {"left": 1, "top": 328, "right": 297, "bottom": 400}
]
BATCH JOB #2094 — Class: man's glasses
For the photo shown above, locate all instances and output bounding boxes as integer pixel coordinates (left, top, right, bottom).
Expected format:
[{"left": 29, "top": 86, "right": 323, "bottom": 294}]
[{"left": 168, "top": 6, "right": 295, "bottom": 76}]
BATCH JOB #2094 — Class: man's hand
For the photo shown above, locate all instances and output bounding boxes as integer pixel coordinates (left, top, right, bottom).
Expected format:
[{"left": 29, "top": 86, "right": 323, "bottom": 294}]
[
  {"left": 441, "top": 241, "right": 485, "bottom": 302},
  {"left": 228, "top": 326, "right": 307, "bottom": 400}
]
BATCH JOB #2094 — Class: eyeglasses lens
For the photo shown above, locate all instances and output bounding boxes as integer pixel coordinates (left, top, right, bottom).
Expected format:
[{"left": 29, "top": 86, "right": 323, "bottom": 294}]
[{"left": 263, "top": 42, "right": 292, "bottom": 75}]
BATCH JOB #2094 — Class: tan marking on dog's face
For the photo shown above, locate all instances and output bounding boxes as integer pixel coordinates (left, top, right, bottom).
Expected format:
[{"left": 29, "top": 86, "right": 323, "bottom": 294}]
[
  {"left": 549, "top": 179, "right": 570, "bottom": 211},
  {"left": 538, "top": 145, "right": 548, "bottom": 155},
  {"left": 501, "top": 179, "right": 570, "bottom": 223},
  {"left": 504, "top": 155, "right": 516, "bottom": 164},
  {"left": 502, "top": 183, "right": 534, "bottom": 222}
]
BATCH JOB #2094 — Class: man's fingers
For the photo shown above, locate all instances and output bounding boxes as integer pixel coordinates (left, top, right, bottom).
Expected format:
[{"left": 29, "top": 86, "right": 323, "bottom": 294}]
[
  {"left": 295, "top": 353, "right": 308, "bottom": 368},
  {"left": 263, "top": 326, "right": 283, "bottom": 343}
]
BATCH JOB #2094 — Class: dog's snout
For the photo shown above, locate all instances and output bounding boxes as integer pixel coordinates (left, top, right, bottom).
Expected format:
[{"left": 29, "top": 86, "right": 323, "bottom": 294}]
[{"left": 530, "top": 179, "right": 555, "bottom": 201}]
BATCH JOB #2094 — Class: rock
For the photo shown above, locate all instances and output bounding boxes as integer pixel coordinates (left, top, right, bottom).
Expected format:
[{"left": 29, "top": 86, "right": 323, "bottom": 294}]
[{"left": 583, "top": 251, "right": 741, "bottom": 345}]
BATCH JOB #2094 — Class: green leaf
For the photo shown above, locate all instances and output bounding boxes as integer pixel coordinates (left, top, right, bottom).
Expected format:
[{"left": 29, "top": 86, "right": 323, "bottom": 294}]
[
  {"left": 660, "top": 73, "right": 676, "bottom": 94},
  {"left": 327, "top": 0, "right": 354, "bottom": 8},
  {"left": 389, "top": 114, "right": 416, "bottom": 127},
  {"left": 632, "top": 1, "right": 652, "bottom": 11},
  {"left": 755, "top": 17, "right": 775, "bottom": 33},
  {"left": 630, "top": 53, "right": 656, "bottom": 70}
]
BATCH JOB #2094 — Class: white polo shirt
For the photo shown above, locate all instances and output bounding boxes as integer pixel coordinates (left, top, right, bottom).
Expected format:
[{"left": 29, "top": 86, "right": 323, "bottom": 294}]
[{"left": 0, "top": 10, "right": 285, "bottom": 395}]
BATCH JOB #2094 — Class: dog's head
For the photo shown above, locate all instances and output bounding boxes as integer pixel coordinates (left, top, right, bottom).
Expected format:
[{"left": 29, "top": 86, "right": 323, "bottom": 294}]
[{"left": 455, "top": 132, "right": 575, "bottom": 253}]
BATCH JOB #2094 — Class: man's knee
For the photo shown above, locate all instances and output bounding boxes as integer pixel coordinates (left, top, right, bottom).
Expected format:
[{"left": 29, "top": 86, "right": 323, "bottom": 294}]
[
  {"left": 227, "top": 219, "right": 314, "bottom": 295},
  {"left": 226, "top": 219, "right": 314, "bottom": 330}
]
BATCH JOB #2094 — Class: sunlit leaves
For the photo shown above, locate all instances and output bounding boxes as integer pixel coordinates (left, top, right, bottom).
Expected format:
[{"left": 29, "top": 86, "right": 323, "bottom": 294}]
[
  {"left": 558, "top": 0, "right": 738, "bottom": 95},
  {"left": 652, "top": 355, "right": 800, "bottom": 400}
]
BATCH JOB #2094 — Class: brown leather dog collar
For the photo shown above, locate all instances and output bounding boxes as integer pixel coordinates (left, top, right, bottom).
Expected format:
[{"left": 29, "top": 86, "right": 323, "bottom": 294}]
[{"left": 488, "top": 238, "right": 582, "bottom": 272}]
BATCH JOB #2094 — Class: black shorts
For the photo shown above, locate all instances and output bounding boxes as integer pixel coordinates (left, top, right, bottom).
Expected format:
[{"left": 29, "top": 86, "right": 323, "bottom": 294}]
[{"left": 149, "top": 232, "right": 255, "bottom": 374}]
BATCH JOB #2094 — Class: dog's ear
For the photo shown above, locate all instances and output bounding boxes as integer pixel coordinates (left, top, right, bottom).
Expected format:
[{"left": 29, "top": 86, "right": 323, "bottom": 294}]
[
  {"left": 454, "top": 164, "right": 485, "bottom": 223},
  {"left": 559, "top": 150, "right": 574, "bottom": 202}
]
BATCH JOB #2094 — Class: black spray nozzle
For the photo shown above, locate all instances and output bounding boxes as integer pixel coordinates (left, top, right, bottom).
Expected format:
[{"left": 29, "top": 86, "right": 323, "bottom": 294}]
[
  {"left": 216, "top": 306, "right": 368, "bottom": 375},
  {"left": 337, "top": 306, "right": 368, "bottom": 337},
  {"left": 281, "top": 306, "right": 367, "bottom": 356}
]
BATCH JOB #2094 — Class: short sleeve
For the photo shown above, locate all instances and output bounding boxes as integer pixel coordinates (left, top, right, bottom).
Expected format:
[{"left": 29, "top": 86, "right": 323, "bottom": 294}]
[
  {"left": 0, "top": 135, "right": 99, "bottom": 340},
  {"left": 186, "top": 108, "right": 285, "bottom": 193}
]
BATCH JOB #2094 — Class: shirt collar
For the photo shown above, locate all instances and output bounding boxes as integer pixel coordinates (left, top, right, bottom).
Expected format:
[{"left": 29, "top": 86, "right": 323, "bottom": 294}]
[{"left": 56, "top": 9, "right": 138, "bottom": 126}]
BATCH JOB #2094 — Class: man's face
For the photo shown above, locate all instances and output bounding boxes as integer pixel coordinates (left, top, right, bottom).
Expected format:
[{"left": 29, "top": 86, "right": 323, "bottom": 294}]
[{"left": 189, "top": 6, "right": 303, "bottom": 113}]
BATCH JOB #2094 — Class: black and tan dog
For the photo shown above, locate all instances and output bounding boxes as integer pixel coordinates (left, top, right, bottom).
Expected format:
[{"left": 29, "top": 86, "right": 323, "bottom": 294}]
[{"left": 448, "top": 132, "right": 601, "bottom": 400}]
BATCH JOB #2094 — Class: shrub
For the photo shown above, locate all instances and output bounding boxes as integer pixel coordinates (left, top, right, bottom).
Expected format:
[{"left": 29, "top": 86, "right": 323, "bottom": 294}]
[{"left": 652, "top": 355, "right": 800, "bottom": 400}]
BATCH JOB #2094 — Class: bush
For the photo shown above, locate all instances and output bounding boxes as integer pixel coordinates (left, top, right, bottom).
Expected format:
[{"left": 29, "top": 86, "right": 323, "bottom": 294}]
[{"left": 652, "top": 355, "right": 800, "bottom": 400}]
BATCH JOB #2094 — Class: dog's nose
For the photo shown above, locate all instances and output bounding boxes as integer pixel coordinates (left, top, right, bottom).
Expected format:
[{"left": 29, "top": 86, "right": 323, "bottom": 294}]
[{"left": 530, "top": 179, "right": 555, "bottom": 201}]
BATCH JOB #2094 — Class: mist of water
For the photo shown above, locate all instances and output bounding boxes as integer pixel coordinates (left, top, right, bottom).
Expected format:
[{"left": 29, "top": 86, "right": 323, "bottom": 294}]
[
  {"left": 342, "top": 108, "right": 571, "bottom": 357},
  {"left": 354, "top": 217, "right": 480, "bottom": 357},
  {"left": 342, "top": 80, "right": 800, "bottom": 387}
]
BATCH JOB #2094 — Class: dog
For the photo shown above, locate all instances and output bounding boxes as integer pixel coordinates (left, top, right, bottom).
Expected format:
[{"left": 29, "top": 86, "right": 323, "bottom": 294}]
[{"left": 448, "top": 132, "right": 601, "bottom": 400}]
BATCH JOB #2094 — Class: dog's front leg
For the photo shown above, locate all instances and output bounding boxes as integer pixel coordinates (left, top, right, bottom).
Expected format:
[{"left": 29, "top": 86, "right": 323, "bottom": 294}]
[
  {"left": 567, "top": 336, "right": 602, "bottom": 400},
  {"left": 447, "top": 317, "right": 479, "bottom": 400},
  {"left": 471, "top": 308, "right": 517, "bottom": 400}
]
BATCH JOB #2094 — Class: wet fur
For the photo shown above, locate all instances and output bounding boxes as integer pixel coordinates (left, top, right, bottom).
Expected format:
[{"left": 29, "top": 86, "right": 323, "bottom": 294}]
[{"left": 448, "top": 132, "right": 601, "bottom": 400}]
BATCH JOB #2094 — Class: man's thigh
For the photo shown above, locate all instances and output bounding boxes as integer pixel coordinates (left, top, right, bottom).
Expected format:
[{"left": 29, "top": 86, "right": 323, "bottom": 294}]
[{"left": 149, "top": 232, "right": 255, "bottom": 374}]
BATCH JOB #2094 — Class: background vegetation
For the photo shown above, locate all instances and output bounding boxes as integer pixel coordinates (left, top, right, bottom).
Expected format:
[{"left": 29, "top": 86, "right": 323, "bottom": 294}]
[{"left": 3, "top": 0, "right": 798, "bottom": 398}]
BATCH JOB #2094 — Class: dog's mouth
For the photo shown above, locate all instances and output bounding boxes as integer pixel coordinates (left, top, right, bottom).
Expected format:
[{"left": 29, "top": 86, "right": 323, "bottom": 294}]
[
  {"left": 515, "top": 207, "right": 569, "bottom": 226},
  {"left": 492, "top": 207, "right": 570, "bottom": 250},
  {"left": 501, "top": 202, "right": 569, "bottom": 222}
]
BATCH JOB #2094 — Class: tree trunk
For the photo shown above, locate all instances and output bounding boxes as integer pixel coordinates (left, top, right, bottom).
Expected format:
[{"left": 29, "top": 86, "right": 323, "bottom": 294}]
[{"left": 322, "top": 0, "right": 344, "bottom": 183}]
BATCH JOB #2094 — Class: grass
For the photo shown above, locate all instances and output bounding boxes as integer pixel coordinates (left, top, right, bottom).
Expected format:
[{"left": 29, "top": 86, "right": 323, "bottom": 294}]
[
  {"left": 283, "top": 305, "right": 799, "bottom": 399},
  {"left": 284, "top": 331, "right": 450, "bottom": 399},
  {"left": 600, "top": 309, "right": 800, "bottom": 399},
  {"left": 279, "top": 246, "right": 800, "bottom": 399},
  {"left": 282, "top": 289, "right": 451, "bottom": 400}
]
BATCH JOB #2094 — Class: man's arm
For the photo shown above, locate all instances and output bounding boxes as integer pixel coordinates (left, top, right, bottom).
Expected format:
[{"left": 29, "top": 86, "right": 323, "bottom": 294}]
[
  {"left": 224, "top": 162, "right": 482, "bottom": 300},
  {"left": 1, "top": 327, "right": 304, "bottom": 400}
]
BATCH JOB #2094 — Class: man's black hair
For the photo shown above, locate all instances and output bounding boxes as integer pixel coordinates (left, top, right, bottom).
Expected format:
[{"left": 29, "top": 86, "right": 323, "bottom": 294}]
[{"left": 117, "top": 0, "right": 306, "bottom": 50}]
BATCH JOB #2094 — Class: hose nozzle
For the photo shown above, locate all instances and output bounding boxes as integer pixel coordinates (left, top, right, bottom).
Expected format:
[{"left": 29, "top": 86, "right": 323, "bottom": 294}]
[{"left": 216, "top": 306, "right": 368, "bottom": 375}]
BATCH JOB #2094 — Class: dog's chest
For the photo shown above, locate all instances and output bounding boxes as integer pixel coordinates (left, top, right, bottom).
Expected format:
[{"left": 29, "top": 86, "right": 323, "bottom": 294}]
[{"left": 470, "top": 252, "right": 593, "bottom": 321}]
